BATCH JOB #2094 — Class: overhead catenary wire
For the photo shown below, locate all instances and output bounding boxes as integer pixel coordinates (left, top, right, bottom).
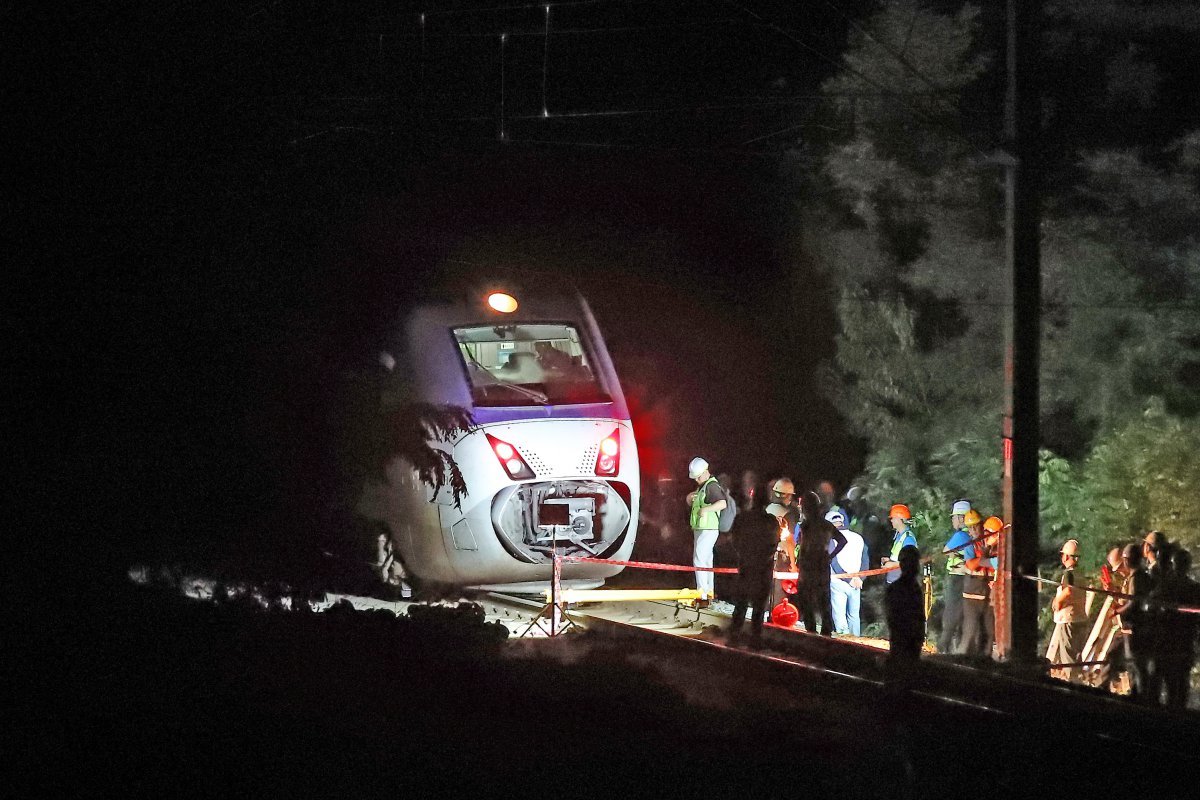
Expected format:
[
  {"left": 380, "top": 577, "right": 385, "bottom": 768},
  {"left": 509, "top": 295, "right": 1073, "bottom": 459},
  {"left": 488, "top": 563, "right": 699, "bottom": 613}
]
[
  {"left": 421, "top": 0, "right": 653, "bottom": 17},
  {"left": 413, "top": 0, "right": 999, "bottom": 151},
  {"left": 718, "top": 0, "right": 997, "bottom": 162},
  {"left": 817, "top": 0, "right": 964, "bottom": 125},
  {"left": 417, "top": 17, "right": 748, "bottom": 37},
  {"left": 439, "top": 256, "right": 1200, "bottom": 315}
]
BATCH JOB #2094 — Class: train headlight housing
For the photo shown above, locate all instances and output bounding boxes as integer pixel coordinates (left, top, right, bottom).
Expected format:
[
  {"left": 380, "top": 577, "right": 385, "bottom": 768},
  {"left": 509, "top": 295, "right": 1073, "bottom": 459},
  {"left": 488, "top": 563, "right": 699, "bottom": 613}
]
[
  {"left": 486, "top": 433, "right": 535, "bottom": 480},
  {"left": 594, "top": 429, "right": 621, "bottom": 476}
]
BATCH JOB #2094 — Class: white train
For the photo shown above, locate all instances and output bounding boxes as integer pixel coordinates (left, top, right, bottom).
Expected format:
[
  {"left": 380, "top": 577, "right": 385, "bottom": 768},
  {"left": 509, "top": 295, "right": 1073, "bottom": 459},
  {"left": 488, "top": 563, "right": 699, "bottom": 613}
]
[{"left": 357, "top": 284, "right": 639, "bottom": 592}]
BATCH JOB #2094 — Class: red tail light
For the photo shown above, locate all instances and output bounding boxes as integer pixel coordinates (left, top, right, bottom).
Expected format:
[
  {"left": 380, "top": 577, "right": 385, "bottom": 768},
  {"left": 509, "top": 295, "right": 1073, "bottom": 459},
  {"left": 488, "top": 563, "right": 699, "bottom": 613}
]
[
  {"left": 594, "top": 429, "right": 620, "bottom": 476},
  {"left": 486, "top": 433, "right": 535, "bottom": 480}
]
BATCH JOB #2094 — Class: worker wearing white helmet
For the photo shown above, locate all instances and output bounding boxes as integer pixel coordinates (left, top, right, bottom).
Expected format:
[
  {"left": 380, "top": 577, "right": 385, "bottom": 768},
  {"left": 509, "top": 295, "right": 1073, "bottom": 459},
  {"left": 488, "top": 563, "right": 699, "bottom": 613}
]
[
  {"left": 827, "top": 509, "right": 869, "bottom": 636},
  {"left": 938, "top": 499, "right": 973, "bottom": 654},
  {"left": 685, "top": 457, "right": 727, "bottom": 606},
  {"left": 1047, "top": 539, "right": 1087, "bottom": 683}
]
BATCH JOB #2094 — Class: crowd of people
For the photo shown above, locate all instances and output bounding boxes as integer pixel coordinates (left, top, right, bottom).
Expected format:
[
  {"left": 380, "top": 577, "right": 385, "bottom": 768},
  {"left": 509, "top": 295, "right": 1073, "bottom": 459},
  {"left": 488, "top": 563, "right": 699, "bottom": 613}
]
[
  {"left": 670, "top": 457, "right": 1199, "bottom": 708},
  {"left": 1052, "top": 533, "right": 1200, "bottom": 709}
]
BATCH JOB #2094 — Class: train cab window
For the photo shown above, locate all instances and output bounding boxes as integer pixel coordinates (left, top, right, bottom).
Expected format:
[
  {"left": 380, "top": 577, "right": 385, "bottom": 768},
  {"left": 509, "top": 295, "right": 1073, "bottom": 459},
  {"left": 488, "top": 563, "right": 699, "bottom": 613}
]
[{"left": 453, "top": 323, "right": 609, "bottom": 406}]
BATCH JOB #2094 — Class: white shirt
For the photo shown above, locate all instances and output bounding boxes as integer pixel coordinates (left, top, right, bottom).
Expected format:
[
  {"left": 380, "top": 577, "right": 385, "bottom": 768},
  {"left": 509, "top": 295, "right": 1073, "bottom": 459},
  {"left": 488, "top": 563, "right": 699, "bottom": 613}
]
[{"left": 831, "top": 529, "right": 866, "bottom": 576}]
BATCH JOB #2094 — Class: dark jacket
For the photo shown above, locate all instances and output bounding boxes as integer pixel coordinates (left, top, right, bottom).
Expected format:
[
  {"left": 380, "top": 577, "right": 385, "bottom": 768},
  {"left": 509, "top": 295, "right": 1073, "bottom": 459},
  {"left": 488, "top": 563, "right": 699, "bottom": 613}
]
[
  {"left": 885, "top": 575, "right": 925, "bottom": 656},
  {"left": 796, "top": 518, "right": 847, "bottom": 577},
  {"left": 732, "top": 507, "right": 781, "bottom": 574}
]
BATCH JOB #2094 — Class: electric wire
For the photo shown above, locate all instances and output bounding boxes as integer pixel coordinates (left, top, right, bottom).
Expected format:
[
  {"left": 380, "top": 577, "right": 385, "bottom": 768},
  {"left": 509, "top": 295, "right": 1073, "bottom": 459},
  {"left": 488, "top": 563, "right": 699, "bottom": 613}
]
[
  {"left": 818, "top": 0, "right": 962, "bottom": 121},
  {"left": 439, "top": 257, "right": 1200, "bottom": 314},
  {"left": 719, "top": 0, "right": 997, "bottom": 161},
  {"left": 421, "top": 0, "right": 655, "bottom": 18},
  {"left": 417, "top": 17, "right": 747, "bottom": 37}
]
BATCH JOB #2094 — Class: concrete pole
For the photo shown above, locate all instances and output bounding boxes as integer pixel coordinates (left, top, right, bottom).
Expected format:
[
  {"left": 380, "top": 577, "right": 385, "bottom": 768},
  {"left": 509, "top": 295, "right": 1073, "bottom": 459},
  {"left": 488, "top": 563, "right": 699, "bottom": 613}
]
[{"left": 1000, "top": 0, "right": 1042, "bottom": 662}]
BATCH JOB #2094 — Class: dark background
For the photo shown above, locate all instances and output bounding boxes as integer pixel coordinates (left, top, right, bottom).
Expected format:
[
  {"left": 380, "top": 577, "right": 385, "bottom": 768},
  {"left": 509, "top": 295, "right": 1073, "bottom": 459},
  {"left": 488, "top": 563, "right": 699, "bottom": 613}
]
[
  {"left": 11, "top": 1, "right": 882, "bottom": 583},
  {"left": 16, "top": 0, "right": 1200, "bottom": 582}
]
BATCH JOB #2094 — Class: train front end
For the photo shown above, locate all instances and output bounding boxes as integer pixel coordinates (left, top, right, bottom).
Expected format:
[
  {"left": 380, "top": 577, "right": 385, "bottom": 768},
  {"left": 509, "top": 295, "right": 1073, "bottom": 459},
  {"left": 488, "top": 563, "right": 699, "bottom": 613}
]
[{"left": 395, "top": 289, "right": 639, "bottom": 592}]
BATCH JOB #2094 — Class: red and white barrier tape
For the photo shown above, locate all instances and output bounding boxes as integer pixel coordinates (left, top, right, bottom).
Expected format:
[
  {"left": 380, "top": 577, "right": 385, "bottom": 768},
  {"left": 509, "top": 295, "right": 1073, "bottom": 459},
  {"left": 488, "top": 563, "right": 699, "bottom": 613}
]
[
  {"left": 776, "top": 564, "right": 900, "bottom": 581},
  {"left": 1017, "top": 572, "right": 1200, "bottom": 615},
  {"left": 559, "top": 554, "right": 1200, "bottom": 614}
]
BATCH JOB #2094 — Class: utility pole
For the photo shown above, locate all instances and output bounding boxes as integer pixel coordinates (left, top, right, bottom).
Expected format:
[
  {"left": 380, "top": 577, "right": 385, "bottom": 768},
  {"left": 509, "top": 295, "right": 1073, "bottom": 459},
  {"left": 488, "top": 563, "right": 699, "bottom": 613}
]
[{"left": 998, "top": 0, "right": 1041, "bottom": 662}]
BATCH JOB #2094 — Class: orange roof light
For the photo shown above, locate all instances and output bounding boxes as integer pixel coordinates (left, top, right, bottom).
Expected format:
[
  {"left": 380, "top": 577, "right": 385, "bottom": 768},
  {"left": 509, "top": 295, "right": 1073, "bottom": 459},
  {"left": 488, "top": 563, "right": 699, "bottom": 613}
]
[{"left": 487, "top": 292, "right": 519, "bottom": 313}]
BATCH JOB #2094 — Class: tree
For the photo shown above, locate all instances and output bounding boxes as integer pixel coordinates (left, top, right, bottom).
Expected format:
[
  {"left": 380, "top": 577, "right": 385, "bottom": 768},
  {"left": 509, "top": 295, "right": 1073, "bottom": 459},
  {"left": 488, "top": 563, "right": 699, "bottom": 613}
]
[
  {"left": 808, "top": 1, "right": 1005, "bottom": 555},
  {"left": 805, "top": 0, "right": 1200, "bottom": 571}
]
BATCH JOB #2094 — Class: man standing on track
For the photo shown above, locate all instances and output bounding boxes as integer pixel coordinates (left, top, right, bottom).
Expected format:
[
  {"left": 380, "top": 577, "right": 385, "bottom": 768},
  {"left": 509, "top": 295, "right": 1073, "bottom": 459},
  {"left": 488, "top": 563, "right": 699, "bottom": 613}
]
[
  {"left": 881, "top": 503, "right": 917, "bottom": 585},
  {"left": 959, "top": 512, "right": 998, "bottom": 658},
  {"left": 795, "top": 491, "right": 847, "bottom": 636},
  {"left": 828, "top": 509, "right": 868, "bottom": 636},
  {"left": 939, "top": 499, "right": 972, "bottom": 655},
  {"left": 886, "top": 545, "right": 926, "bottom": 664},
  {"left": 1046, "top": 539, "right": 1086, "bottom": 683},
  {"left": 685, "top": 457, "right": 727, "bottom": 608},
  {"left": 1114, "top": 543, "right": 1153, "bottom": 701},
  {"left": 727, "top": 496, "right": 781, "bottom": 647}
]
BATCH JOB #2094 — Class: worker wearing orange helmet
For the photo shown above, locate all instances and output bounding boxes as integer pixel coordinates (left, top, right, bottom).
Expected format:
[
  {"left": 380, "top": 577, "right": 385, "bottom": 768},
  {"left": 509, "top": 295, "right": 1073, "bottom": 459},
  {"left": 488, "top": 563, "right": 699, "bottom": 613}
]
[
  {"left": 881, "top": 503, "right": 918, "bottom": 585},
  {"left": 959, "top": 513, "right": 1002, "bottom": 658}
]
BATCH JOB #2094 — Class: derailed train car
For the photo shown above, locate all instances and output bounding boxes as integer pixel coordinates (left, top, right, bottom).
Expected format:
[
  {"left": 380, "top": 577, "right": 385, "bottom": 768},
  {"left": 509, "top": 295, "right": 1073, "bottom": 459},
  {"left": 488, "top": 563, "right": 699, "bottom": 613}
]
[{"left": 358, "top": 282, "right": 639, "bottom": 592}]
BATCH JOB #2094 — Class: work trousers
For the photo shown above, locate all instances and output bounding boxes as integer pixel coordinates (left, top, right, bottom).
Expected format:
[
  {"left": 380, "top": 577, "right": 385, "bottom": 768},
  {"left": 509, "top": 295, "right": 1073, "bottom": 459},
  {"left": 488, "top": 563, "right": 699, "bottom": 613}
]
[
  {"left": 729, "top": 567, "right": 773, "bottom": 642},
  {"left": 830, "top": 578, "right": 861, "bottom": 636},
  {"left": 959, "top": 598, "right": 994, "bottom": 657},
  {"left": 1159, "top": 655, "right": 1195, "bottom": 709},
  {"left": 692, "top": 528, "right": 719, "bottom": 598},
  {"left": 937, "top": 573, "right": 965, "bottom": 655},
  {"left": 1046, "top": 621, "right": 1082, "bottom": 683},
  {"left": 1124, "top": 631, "right": 1155, "bottom": 702},
  {"left": 798, "top": 576, "right": 835, "bottom": 636}
]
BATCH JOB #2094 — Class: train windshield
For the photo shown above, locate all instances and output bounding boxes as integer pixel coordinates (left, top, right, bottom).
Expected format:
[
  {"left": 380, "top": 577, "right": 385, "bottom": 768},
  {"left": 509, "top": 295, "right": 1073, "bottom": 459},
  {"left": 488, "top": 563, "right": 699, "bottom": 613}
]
[{"left": 453, "top": 323, "right": 609, "bottom": 406}]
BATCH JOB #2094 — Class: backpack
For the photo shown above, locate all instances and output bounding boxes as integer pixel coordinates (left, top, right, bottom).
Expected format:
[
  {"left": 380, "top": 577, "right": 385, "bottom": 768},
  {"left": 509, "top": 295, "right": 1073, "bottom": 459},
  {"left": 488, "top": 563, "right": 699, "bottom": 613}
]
[{"left": 717, "top": 483, "right": 737, "bottom": 533}]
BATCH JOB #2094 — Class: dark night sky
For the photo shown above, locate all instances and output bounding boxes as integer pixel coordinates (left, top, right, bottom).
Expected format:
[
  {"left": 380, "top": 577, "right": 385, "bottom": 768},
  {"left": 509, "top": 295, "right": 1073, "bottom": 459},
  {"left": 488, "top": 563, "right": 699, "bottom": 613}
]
[{"left": 29, "top": 0, "right": 1176, "bottom": 574}]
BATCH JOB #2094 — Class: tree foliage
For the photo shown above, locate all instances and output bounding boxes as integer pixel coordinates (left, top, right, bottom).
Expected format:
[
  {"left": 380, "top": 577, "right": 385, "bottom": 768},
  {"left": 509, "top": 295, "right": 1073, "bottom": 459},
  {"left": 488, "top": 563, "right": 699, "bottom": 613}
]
[
  {"left": 806, "top": 0, "right": 1200, "bottom": 564},
  {"left": 333, "top": 366, "right": 474, "bottom": 514}
]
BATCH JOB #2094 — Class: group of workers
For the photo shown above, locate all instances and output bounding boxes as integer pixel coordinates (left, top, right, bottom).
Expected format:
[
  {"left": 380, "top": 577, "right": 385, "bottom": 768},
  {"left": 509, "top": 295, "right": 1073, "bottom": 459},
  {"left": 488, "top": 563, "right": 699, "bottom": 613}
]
[
  {"left": 1044, "top": 531, "right": 1200, "bottom": 708},
  {"left": 682, "top": 457, "right": 1198, "bottom": 707}
]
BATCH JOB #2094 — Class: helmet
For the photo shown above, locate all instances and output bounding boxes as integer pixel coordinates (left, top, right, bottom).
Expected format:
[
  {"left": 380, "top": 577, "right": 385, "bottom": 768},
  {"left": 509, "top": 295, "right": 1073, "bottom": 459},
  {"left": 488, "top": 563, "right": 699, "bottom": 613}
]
[
  {"left": 963, "top": 509, "right": 983, "bottom": 527},
  {"left": 1060, "top": 539, "right": 1080, "bottom": 556},
  {"left": 765, "top": 503, "right": 789, "bottom": 520},
  {"left": 825, "top": 509, "right": 846, "bottom": 526},
  {"left": 983, "top": 516, "right": 1005, "bottom": 534},
  {"left": 771, "top": 597, "right": 799, "bottom": 628},
  {"left": 688, "top": 457, "right": 709, "bottom": 479},
  {"left": 888, "top": 503, "right": 911, "bottom": 520},
  {"left": 951, "top": 499, "right": 972, "bottom": 516},
  {"left": 770, "top": 478, "right": 796, "bottom": 502}
]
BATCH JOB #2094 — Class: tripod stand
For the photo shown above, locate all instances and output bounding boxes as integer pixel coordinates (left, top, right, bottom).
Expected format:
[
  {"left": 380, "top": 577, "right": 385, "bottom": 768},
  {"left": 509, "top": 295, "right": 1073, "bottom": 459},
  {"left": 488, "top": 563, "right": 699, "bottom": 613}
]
[{"left": 518, "top": 528, "right": 579, "bottom": 638}]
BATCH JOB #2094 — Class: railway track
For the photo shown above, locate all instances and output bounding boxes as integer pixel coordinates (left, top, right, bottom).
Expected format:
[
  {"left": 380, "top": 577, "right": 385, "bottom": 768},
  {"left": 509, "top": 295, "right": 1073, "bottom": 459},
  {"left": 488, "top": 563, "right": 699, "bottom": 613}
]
[
  {"left": 161, "top": 572, "right": 1200, "bottom": 756},
  {"left": 477, "top": 591, "right": 1200, "bottom": 758}
]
